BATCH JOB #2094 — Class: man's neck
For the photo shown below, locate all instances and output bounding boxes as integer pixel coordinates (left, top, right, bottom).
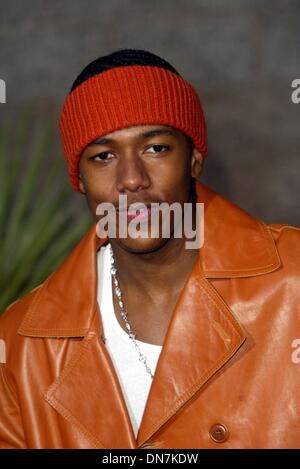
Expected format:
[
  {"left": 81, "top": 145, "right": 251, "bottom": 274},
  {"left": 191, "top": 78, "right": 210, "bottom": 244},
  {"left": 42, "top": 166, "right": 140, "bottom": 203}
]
[{"left": 109, "top": 230, "right": 199, "bottom": 299}]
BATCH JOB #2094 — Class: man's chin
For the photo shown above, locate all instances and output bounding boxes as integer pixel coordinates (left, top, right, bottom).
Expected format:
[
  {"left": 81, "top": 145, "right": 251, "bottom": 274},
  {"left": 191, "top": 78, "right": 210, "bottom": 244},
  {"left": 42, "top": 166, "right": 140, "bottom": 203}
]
[{"left": 111, "top": 235, "right": 170, "bottom": 255}]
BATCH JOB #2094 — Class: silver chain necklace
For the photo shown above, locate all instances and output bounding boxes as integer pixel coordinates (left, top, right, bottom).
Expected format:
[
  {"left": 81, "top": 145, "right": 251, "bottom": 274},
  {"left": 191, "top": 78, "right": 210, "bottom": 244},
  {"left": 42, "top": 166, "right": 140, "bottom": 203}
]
[{"left": 108, "top": 244, "right": 154, "bottom": 379}]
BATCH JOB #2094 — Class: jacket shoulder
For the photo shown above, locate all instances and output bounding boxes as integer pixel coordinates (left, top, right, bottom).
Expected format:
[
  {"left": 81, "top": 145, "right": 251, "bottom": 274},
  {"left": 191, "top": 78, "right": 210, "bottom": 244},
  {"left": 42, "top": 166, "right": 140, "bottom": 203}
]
[
  {"left": 267, "top": 223, "right": 300, "bottom": 240},
  {"left": 267, "top": 223, "right": 300, "bottom": 268},
  {"left": 268, "top": 222, "right": 300, "bottom": 231},
  {"left": 0, "top": 285, "right": 43, "bottom": 361}
]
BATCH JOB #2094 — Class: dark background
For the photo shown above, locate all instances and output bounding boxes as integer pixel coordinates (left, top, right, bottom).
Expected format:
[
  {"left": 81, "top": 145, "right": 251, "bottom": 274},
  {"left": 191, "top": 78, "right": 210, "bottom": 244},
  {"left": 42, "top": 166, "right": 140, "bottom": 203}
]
[{"left": 0, "top": 0, "right": 299, "bottom": 224}]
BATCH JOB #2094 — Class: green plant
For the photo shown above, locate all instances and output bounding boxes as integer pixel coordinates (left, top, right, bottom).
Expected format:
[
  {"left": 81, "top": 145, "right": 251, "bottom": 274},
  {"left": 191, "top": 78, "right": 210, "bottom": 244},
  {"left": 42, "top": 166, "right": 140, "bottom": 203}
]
[{"left": 0, "top": 113, "right": 92, "bottom": 313}]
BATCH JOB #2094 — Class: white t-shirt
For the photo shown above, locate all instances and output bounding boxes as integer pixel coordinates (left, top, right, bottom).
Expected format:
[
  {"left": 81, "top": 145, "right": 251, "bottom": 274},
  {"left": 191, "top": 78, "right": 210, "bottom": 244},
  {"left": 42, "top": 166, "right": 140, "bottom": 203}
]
[{"left": 97, "top": 242, "right": 162, "bottom": 438}]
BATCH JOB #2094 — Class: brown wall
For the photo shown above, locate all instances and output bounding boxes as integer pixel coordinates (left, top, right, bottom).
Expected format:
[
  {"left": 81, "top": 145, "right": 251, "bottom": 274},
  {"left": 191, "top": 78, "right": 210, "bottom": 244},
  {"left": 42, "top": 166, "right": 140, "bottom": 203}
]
[{"left": 1, "top": 0, "right": 299, "bottom": 224}]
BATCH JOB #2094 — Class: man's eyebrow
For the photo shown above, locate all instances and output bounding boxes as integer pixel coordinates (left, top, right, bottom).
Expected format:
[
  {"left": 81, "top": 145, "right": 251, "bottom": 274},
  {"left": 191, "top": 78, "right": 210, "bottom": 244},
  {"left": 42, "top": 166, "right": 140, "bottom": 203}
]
[
  {"left": 140, "top": 129, "right": 177, "bottom": 139},
  {"left": 89, "top": 129, "right": 177, "bottom": 145},
  {"left": 90, "top": 137, "right": 114, "bottom": 145}
]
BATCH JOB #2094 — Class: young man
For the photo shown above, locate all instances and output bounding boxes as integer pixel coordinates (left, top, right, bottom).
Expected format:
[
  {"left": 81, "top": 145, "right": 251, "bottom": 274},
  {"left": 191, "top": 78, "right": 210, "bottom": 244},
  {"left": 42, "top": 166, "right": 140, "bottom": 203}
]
[{"left": 0, "top": 49, "right": 300, "bottom": 449}]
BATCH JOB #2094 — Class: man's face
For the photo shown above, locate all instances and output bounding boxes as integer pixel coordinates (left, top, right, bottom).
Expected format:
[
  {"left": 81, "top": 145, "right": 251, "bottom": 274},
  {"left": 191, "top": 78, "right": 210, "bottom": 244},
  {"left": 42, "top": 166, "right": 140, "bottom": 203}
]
[{"left": 78, "top": 124, "right": 202, "bottom": 253}]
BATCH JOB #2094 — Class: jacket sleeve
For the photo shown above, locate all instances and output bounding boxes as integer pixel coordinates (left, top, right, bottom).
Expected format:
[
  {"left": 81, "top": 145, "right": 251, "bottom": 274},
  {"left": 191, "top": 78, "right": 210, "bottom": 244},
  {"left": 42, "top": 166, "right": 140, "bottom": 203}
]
[{"left": 0, "top": 356, "right": 27, "bottom": 448}]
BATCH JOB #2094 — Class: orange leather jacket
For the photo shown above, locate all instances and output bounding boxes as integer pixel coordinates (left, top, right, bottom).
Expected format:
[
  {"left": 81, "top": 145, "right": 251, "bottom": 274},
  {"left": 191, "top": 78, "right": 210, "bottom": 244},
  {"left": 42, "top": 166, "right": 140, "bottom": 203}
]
[{"left": 1, "top": 181, "right": 300, "bottom": 449}]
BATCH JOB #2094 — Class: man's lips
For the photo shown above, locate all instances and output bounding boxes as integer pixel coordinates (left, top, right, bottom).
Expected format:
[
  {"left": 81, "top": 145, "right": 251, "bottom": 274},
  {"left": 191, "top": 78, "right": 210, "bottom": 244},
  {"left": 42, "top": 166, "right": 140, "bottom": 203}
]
[
  {"left": 116, "top": 203, "right": 159, "bottom": 221},
  {"left": 126, "top": 206, "right": 152, "bottom": 221},
  {"left": 117, "top": 203, "right": 149, "bottom": 212}
]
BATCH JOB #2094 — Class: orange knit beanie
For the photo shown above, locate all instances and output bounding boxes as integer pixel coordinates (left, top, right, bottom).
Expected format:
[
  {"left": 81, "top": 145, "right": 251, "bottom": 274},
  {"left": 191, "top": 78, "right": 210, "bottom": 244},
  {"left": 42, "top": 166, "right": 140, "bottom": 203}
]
[{"left": 58, "top": 65, "right": 207, "bottom": 192}]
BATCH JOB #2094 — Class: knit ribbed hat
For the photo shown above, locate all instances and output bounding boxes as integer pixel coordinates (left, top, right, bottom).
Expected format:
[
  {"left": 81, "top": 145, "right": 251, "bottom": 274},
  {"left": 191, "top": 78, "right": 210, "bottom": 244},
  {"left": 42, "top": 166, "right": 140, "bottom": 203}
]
[{"left": 58, "top": 64, "right": 207, "bottom": 192}]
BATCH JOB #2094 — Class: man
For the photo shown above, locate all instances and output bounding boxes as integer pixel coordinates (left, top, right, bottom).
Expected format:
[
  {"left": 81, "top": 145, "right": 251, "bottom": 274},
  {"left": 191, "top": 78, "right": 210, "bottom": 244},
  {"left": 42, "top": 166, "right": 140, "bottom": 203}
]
[{"left": 0, "top": 49, "right": 300, "bottom": 449}]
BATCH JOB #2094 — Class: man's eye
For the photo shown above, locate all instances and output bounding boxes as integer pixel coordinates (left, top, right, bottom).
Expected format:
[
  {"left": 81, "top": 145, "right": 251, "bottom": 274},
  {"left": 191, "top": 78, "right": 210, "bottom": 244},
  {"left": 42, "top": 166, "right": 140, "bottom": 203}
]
[
  {"left": 146, "top": 144, "right": 170, "bottom": 154},
  {"left": 91, "top": 152, "right": 113, "bottom": 161}
]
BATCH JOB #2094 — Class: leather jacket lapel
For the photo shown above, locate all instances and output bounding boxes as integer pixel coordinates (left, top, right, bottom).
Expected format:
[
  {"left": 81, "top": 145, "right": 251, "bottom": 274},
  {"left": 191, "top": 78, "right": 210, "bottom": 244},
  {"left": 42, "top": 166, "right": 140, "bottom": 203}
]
[
  {"left": 137, "top": 260, "right": 247, "bottom": 447},
  {"left": 43, "top": 309, "right": 137, "bottom": 449}
]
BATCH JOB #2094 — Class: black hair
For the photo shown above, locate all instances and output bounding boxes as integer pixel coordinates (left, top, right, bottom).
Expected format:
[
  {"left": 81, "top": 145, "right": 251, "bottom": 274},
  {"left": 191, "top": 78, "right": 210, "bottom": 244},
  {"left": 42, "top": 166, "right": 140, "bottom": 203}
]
[
  {"left": 70, "top": 48, "right": 194, "bottom": 155},
  {"left": 70, "top": 48, "right": 180, "bottom": 93}
]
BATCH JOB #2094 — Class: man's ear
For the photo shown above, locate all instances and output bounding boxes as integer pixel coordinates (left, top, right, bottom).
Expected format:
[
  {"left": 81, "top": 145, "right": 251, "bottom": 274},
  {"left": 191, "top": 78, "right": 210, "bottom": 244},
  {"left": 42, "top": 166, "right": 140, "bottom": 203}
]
[
  {"left": 190, "top": 148, "right": 203, "bottom": 179},
  {"left": 78, "top": 173, "right": 86, "bottom": 194}
]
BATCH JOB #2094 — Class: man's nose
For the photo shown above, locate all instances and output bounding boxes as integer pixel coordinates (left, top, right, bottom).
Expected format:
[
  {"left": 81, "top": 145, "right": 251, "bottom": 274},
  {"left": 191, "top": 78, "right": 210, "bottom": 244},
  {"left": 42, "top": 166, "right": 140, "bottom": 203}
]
[{"left": 116, "top": 153, "right": 150, "bottom": 193}]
